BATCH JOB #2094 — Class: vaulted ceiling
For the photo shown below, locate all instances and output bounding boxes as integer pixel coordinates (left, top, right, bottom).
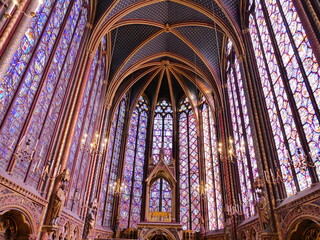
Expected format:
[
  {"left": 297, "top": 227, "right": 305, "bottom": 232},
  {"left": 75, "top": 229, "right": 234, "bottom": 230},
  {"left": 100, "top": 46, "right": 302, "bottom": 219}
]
[{"left": 90, "top": 0, "right": 243, "bottom": 111}]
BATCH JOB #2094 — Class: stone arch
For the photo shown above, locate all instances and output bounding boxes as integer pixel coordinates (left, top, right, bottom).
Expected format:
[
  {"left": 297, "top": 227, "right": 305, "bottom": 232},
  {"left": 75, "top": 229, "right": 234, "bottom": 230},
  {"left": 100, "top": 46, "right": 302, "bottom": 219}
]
[
  {"left": 281, "top": 204, "right": 320, "bottom": 239},
  {"left": 0, "top": 208, "right": 34, "bottom": 239},
  {"left": 286, "top": 217, "right": 320, "bottom": 240},
  {"left": 240, "top": 231, "right": 247, "bottom": 240},
  {"left": 73, "top": 226, "right": 80, "bottom": 239},
  {"left": 62, "top": 221, "right": 71, "bottom": 240},
  {"left": 250, "top": 228, "right": 257, "bottom": 240},
  {"left": 143, "top": 227, "right": 177, "bottom": 240}
]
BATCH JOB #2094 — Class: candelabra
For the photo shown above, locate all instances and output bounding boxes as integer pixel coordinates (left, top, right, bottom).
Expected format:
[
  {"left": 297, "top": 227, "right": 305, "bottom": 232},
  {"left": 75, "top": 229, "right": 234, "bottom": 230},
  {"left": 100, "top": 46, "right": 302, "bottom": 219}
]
[
  {"left": 192, "top": 183, "right": 211, "bottom": 198},
  {"left": 14, "top": 137, "right": 39, "bottom": 162},
  {"left": 218, "top": 138, "right": 245, "bottom": 163},
  {"left": 109, "top": 180, "right": 126, "bottom": 196},
  {"left": 226, "top": 203, "right": 243, "bottom": 216},
  {"left": 81, "top": 133, "right": 107, "bottom": 156},
  {"left": 264, "top": 168, "right": 285, "bottom": 185},
  {"left": 285, "top": 147, "right": 317, "bottom": 173},
  {"left": 297, "top": 148, "right": 316, "bottom": 168}
]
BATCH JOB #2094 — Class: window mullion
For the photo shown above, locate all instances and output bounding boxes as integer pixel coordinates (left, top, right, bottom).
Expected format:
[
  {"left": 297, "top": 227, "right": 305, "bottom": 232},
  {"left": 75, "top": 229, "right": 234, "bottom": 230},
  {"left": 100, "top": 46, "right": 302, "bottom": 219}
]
[
  {"left": 259, "top": 0, "right": 318, "bottom": 184},
  {"left": 275, "top": 0, "right": 320, "bottom": 120},
  {"left": 186, "top": 112, "right": 192, "bottom": 230},
  {"left": 103, "top": 102, "right": 122, "bottom": 225},
  {"left": 127, "top": 111, "right": 141, "bottom": 228},
  {"left": 252, "top": 13, "right": 300, "bottom": 193},
  {"left": 207, "top": 107, "right": 219, "bottom": 228}
]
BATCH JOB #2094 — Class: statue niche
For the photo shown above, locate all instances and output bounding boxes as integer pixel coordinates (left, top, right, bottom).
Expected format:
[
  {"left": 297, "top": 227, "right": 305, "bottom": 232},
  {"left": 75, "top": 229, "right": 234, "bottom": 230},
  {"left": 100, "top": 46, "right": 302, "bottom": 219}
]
[
  {"left": 145, "top": 159, "right": 177, "bottom": 223},
  {"left": 138, "top": 151, "right": 182, "bottom": 240}
]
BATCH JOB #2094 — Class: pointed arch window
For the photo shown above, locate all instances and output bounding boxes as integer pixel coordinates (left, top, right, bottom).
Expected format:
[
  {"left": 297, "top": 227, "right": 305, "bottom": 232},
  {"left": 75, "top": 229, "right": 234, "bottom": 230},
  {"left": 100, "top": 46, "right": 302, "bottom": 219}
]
[
  {"left": 66, "top": 48, "right": 105, "bottom": 213},
  {"left": 226, "top": 42, "right": 259, "bottom": 219},
  {"left": 152, "top": 100, "right": 173, "bottom": 165},
  {"left": 149, "top": 178, "right": 172, "bottom": 213},
  {"left": 249, "top": 0, "right": 320, "bottom": 196},
  {"left": 97, "top": 95, "right": 127, "bottom": 226},
  {"left": 119, "top": 96, "right": 149, "bottom": 228},
  {"left": 179, "top": 97, "right": 201, "bottom": 231},
  {"left": 202, "top": 102, "right": 224, "bottom": 230},
  {"left": 0, "top": 0, "right": 88, "bottom": 182}
]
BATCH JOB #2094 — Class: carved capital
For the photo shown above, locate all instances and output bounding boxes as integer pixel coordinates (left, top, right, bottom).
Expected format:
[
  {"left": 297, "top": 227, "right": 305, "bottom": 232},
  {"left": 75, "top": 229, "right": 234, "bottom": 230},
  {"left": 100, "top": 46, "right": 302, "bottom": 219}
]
[
  {"left": 242, "top": 28, "right": 250, "bottom": 34},
  {"left": 237, "top": 54, "right": 246, "bottom": 63},
  {"left": 86, "top": 48, "right": 95, "bottom": 59},
  {"left": 86, "top": 22, "right": 93, "bottom": 29}
]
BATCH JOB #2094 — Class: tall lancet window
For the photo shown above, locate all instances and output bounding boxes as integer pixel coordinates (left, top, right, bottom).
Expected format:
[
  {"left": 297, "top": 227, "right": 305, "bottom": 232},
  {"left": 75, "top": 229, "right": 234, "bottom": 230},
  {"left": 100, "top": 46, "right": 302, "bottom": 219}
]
[
  {"left": 149, "top": 177, "right": 172, "bottom": 213},
  {"left": 152, "top": 100, "right": 173, "bottom": 165},
  {"left": 66, "top": 49, "right": 101, "bottom": 213},
  {"left": 179, "top": 97, "right": 201, "bottom": 231},
  {"left": 249, "top": 0, "right": 320, "bottom": 196},
  {"left": 119, "top": 96, "right": 149, "bottom": 228},
  {"left": 226, "top": 40, "right": 259, "bottom": 219},
  {"left": 97, "top": 95, "right": 127, "bottom": 226},
  {"left": 202, "top": 102, "right": 223, "bottom": 230},
  {"left": 0, "top": 0, "right": 88, "bottom": 182}
]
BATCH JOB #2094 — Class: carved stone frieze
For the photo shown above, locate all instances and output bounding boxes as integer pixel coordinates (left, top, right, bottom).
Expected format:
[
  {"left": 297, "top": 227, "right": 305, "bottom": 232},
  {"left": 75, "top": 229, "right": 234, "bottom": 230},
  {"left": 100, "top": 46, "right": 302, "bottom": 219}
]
[
  {"left": 48, "top": 210, "right": 85, "bottom": 240},
  {"left": 236, "top": 216, "right": 260, "bottom": 240},
  {"left": 0, "top": 175, "right": 47, "bottom": 205},
  {"left": 280, "top": 204, "right": 320, "bottom": 234},
  {"left": 93, "top": 225, "right": 113, "bottom": 239},
  {"left": 0, "top": 186, "right": 13, "bottom": 195},
  {"left": 0, "top": 191, "right": 45, "bottom": 231},
  {"left": 276, "top": 184, "right": 320, "bottom": 238}
]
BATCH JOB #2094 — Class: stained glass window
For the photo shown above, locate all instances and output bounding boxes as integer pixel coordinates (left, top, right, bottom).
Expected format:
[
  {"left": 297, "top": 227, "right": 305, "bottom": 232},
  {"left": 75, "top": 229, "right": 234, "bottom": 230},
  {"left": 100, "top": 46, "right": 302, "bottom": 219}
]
[
  {"left": 26, "top": 0, "right": 87, "bottom": 188},
  {"left": 0, "top": 0, "right": 71, "bottom": 166},
  {"left": 179, "top": 97, "right": 201, "bottom": 231},
  {"left": 149, "top": 178, "right": 172, "bottom": 214},
  {"left": 119, "top": 96, "right": 149, "bottom": 228},
  {"left": 98, "top": 95, "right": 127, "bottom": 227},
  {"left": 152, "top": 100, "right": 173, "bottom": 165},
  {"left": 66, "top": 50, "right": 99, "bottom": 211},
  {"left": 69, "top": 53, "right": 104, "bottom": 214},
  {"left": 149, "top": 178, "right": 161, "bottom": 212},
  {"left": 0, "top": 0, "right": 56, "bottom": 122},
  {"left": 249, "top": 0, "right": 320, "bottom": 196},
  {"left": 0, "top": 0, "right": 88, "bottom": 185},
  {"left": 226, "top": 41, "right": 258, "bottom": 219},
  {"left": 202, "top": 102, "right": 223, "bottom": 230}
]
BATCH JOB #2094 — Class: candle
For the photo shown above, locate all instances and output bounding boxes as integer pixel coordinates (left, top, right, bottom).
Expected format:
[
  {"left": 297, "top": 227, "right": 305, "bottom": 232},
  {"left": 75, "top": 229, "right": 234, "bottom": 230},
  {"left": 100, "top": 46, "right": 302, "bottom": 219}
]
[
  {"left": 30, "top": 0, "right": 43, "bottom": 17},
  {"left": 34, "top": 139, "right": 39, "bottom": 149},
  {"left": 39, "top": 146, "right": 44, "bottom": 157},
  {"left": 9, "top": 139, "right": 15, "bottom": 150},
  {"left": 32, "top": 160, "right": 38, "bottom": 172},
  {"left": 19, "top": 135, "right": 26, "bottom": 146}
]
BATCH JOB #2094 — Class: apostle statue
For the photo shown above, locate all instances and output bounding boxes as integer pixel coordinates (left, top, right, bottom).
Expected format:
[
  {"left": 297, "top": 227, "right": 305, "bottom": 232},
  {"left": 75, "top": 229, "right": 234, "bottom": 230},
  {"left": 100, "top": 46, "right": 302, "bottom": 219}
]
[
  {"left": 253, "top": 177, "right": 273, "bottom": 232},
  {"left": 49, "top": 169, "right": 70, "bottom": 225},
  {"left": 50, "top": 183, "right": 66, "bottom": 225},
  {"left": 83, "top": 199, "right": 98, "bottom": 238}
]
